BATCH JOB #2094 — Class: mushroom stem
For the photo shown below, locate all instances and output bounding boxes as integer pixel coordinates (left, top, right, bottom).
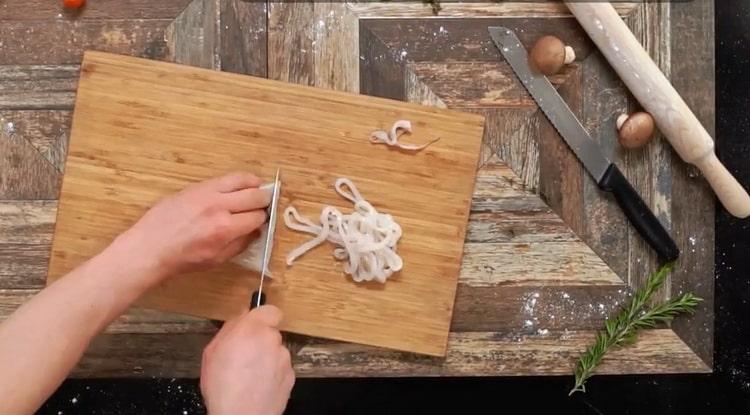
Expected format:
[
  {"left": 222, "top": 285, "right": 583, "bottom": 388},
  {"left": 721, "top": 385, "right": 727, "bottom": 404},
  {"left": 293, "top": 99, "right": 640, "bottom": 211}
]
[
  {"left": 616, "top": 113, "right": 629, "bottom": 130},
  {"left": 564, "top": 46, "right": 576, "bottom": 64}
]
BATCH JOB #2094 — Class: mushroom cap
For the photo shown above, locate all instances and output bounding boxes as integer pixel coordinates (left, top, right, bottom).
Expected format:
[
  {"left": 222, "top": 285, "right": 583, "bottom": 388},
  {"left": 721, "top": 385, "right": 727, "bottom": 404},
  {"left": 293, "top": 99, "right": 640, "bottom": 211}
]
[
  {"left": 530, "top": 35, "right": 567, "bottom": 76},
  {"left": 618, "top": 112, "right": 655, "bottom": 149}
]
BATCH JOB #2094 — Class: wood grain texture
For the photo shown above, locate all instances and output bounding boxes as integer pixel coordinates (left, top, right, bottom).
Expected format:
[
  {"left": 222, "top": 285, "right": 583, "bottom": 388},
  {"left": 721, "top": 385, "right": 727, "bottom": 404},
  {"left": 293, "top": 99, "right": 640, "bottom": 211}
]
[
  {"left": 348, "top": 2, "right": 640, "bottom": 19},
  {"left": 0, "top": 202, "right": 56, "bottom": 288},
  {"left": 47, "top": 51, "right": 485, "bottom": 357},
  {"left": 0, "top": 110, "right": 71, "bottom": 172},
  {"left": 0, "top": 0, "right": 193, "bottom": 20},
  {"left": 312, "top": 3, "right": 359, "bottom": 92},
  {"left": 268, "top": 2, "right": 359, "bottom": 92},
  {"left": 407, "top": 61, "right": 572, "bottom": 109},
  {"left": 0, "top": 66, "right": 78, "bottom": 110},
  {"left": 268, "top": 1, "right": 314, "bottom": 85},
  {"left": 359, "top": 24, "right": 407, "bottom": 101},
  {"left": 360, "top": 18, "right": 594, "bottom": 64},
  {"left": 219, "top": 0, "right": 268, "bottom": 77},
  {"left": 165, "top": 0, "right": 220, "bottom": 70},
  {"left": 67, "top": 329, "right": 708, "bottom": 378},
  {"left": 538, "top": 64, "right": 585, "bottom": 239},
  {"left": 0, "top": 110, "right": 68, "bottom": 199},
  {"left": 0, "top": 126, "right": 61, "bottom": 200},
  {"left": 0, "top": 20, "right": 170, "bottom": 65},
  {"left": 668, "top": 0, "right": 716, "bottom": 367},
  {"left": 620, "top": 5, "right": 672, "bottom": 294}
]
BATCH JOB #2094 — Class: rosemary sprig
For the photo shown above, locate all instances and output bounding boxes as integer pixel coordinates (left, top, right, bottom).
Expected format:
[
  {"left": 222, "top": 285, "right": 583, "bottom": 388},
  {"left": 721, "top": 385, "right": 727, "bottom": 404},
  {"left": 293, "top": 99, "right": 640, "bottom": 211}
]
[{"left": 569, "top": 262, "right": 702, "bottom": 395}]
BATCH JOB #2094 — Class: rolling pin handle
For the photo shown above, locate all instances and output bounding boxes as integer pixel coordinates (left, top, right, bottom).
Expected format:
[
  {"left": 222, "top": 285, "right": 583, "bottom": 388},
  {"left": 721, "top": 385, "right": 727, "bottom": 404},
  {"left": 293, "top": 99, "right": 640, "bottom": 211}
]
[{"left": 693, "top": 152, "right": 750, "bottom": 218}]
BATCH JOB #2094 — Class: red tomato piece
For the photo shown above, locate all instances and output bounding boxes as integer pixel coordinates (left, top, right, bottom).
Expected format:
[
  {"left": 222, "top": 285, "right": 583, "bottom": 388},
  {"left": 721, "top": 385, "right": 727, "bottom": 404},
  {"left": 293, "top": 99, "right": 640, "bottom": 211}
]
[{"left": 62, "top": 0, "right": 85, "bottom": 9}]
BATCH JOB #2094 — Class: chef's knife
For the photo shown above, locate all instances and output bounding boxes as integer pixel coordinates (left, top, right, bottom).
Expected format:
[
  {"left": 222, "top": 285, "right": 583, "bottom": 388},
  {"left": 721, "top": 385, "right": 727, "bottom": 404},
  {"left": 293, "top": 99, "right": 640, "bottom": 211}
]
[
  {"left": 488, "top": 27, "right": 679, "bottom": 262},
  {"left": 251, "top": 168, "right": 281, "bottom": 309}
]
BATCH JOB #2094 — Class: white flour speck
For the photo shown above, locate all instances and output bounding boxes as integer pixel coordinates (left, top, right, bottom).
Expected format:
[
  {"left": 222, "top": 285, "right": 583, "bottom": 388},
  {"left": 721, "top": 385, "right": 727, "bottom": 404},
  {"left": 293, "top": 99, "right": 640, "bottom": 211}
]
[
  {"left": 689, "top": 236, "right": 697, "bottom": 246},
  {"left": 537, "top": 328, "right": 549, "bottom": 335},
  {"left": 562, "top": 292, "right": 570, "bottom": 299},
  {"left": 523, "top": 319, "right": 534, "bottom": 328},
  {"left": 523, "top": 292, "right": 540, "bottom": 314},
  {"left": 4, "top": 121, "right": 15, "bottom": 137},
  {"left": 71, "top": 397, "right": 77, "bottom": 404},
  {"left": 400, "top": 50, "right": 408, "bottom": 59}
]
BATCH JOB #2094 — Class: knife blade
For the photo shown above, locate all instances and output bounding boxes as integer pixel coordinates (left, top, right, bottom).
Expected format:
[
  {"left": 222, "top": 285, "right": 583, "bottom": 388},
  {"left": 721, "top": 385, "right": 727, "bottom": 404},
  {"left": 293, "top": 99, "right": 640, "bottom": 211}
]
[
  {"left": 251, "top": 168, "right": 281, "bottom": 309},
  {"left": 488, "top": 27, "right": 679, "bottom": 262}
]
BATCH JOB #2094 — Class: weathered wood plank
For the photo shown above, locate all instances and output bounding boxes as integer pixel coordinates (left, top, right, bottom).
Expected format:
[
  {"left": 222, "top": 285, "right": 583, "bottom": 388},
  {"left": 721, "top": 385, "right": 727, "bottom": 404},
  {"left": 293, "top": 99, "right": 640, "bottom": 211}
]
[
  {"left": 0, "top": 110, "right": 70, "bottom": 171},
  {"left": 291, "top": 329, "right": 709, "bottom": 377},
  {"left": 0, "top": 20, "right": 171, "bottom": 65},
  {"left": 614, "top": 5, "right": 672, "bottom": 298},
  {"left": 538, "top": 65, "right": 585, "bottom": 239},
  {"left": 0, "top": 202, "right": 55, "bottom": 288},
  {"left": 219, "top": 0, "right": 268, "bottom": 77},
  {"left": 360, "top": 18, "right": 594, "bottom": 64},
  {"left": 452, "top": 285, "right": 628, "bottom": 332},
  {"left": 460, "top": 242, "right": 621, "bottom": 287},
  {"left": 0, "top": 0, "right": 193, "bottom": 20},
  {"left": 0, "top": 289, "right": 218, "bottom": 334},
  {"left": 580, "top": 52, "right": 630, "bottom": 279},
  {"left": 404, "top": 66, "right": 447, "bottom": 108},
  {"left": 359, "top": 23, "right": 406, "bottom": 100},
  {"left": 466, "top": 210, "right": 578, "bottom": 244},
  {"left": 407, "top": 61, "right": 571, "bottom": 108},
  {"left": 312, "top": 3, "right": 359, "bottom": 92},
  {"left": 668, "top": 0, "right": 716, "bottom": 367},
  {"left": 69, "top": 329, "right": 708, "bottom": 378},
  {"left": 268, "top": 1, "right": 314, "bottom": 85},
  {"left": 268, "top": 2, "right": 358, "bottom": 91},
  {"left": 0, "top": 284, "right": 627, "bottom": 334},
  {"left": 0, "top": 65, "right": 79, "bottom": 110},
  {"left": 473, "top": 109, "right": 540, "bottom": 190},
  {"left": 349, "top": 2, "right": 640, "bottom": 19},
  {"left": 165, "top": 0, "right": 219, "bottom": 69},
  {"left": 0, "top": 129, "right": 61, "bottom": 200}
]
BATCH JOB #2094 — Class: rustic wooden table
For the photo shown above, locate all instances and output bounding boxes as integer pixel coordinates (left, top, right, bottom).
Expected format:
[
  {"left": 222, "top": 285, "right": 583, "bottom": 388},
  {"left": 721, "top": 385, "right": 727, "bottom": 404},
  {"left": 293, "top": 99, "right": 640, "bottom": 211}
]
[{"left": 0, "top": 0, "right": 714, "bottom": 378}]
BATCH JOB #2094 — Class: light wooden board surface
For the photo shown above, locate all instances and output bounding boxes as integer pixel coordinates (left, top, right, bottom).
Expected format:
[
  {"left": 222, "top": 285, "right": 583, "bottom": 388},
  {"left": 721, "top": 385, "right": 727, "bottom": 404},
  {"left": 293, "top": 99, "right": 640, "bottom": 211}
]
[{"left": 46, "top": 51, "right": 485, "bottom": 357}]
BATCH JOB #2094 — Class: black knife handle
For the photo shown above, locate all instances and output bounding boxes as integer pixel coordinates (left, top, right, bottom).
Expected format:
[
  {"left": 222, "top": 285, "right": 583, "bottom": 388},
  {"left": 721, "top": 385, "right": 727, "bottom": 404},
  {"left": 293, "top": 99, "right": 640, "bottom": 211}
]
[
  {"left": 599, "top": 164, "right": 679, "bottom": 262},
  {"left": 250, "top": 291, "right": 266, "bottom": 310}
]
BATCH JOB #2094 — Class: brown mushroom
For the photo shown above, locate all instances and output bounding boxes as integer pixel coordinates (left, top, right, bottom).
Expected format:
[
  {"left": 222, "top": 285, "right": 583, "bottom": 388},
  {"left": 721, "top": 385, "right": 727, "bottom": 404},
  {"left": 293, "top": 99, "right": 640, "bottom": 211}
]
[
  {"left": 529, "top": 35, "right": 576, "bottom": 76},
  {"left": 616, "top": 112, "right": 655, "bottom": 149}
]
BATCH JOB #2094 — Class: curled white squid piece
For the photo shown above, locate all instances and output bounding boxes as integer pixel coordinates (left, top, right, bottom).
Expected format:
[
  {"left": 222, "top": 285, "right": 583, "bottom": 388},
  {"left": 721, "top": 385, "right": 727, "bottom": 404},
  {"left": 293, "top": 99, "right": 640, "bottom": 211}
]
[
  {"left": 369, "top": 120, "right": 440, "bottom": 151},
  {"left": 284, "top": 178, "right": 403, "bottom": 284}
]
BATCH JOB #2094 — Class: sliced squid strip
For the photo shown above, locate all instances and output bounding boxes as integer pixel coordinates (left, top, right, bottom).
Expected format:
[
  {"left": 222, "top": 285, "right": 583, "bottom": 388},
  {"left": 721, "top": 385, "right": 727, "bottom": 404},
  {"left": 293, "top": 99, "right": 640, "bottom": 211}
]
[
  {"left": 284, "top": 178, "right": 403, "bottom": 283},
  {"left": 369, "top": 119, "right": 440, "bottom": 152}
]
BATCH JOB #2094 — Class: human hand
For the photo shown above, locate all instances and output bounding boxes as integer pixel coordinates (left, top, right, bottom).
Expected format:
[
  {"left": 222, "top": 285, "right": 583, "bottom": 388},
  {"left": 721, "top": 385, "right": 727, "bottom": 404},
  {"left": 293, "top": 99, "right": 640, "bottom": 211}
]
[
  {"left": 114, "top": 172, "right": 272, "bottom": 281},
  {"left": 200, "top": 306, "right": 295, "bottom": 415}
]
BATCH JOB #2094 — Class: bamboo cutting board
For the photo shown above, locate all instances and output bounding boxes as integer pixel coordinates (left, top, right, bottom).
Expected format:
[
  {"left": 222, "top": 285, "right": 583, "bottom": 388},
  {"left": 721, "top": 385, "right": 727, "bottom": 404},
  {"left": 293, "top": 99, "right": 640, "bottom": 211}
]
[{"left": 47, "top": 51, "right": 484, "bottom": 357}]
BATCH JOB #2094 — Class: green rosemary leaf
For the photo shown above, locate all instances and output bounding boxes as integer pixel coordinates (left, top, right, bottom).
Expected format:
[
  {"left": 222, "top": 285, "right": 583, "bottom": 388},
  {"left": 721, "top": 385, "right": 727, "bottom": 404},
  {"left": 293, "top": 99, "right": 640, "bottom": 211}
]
[{"left": 569, "top": 262, "right": 701, "bottom": 396}]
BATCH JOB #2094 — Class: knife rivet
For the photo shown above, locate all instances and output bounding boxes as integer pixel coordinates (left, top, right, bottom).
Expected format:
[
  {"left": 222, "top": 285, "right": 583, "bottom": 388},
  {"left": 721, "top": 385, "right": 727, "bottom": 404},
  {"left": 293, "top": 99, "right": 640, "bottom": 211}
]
[{"left": 529, "top": 35, "right": 576, "bottom": 76}]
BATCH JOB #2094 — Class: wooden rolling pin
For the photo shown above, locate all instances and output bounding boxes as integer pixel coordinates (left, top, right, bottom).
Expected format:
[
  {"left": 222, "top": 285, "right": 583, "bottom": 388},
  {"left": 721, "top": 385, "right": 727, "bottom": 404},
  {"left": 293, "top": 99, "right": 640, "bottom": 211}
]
[{"left": 565, "top": 2, "right": 750, "bottom": 218}]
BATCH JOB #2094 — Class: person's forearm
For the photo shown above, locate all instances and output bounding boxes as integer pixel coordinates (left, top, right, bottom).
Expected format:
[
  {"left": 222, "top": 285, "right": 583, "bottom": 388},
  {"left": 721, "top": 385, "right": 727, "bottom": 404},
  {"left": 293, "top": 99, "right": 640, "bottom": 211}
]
[{"left": 0, "top": 231, "right": 164, "bottom": 414}]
